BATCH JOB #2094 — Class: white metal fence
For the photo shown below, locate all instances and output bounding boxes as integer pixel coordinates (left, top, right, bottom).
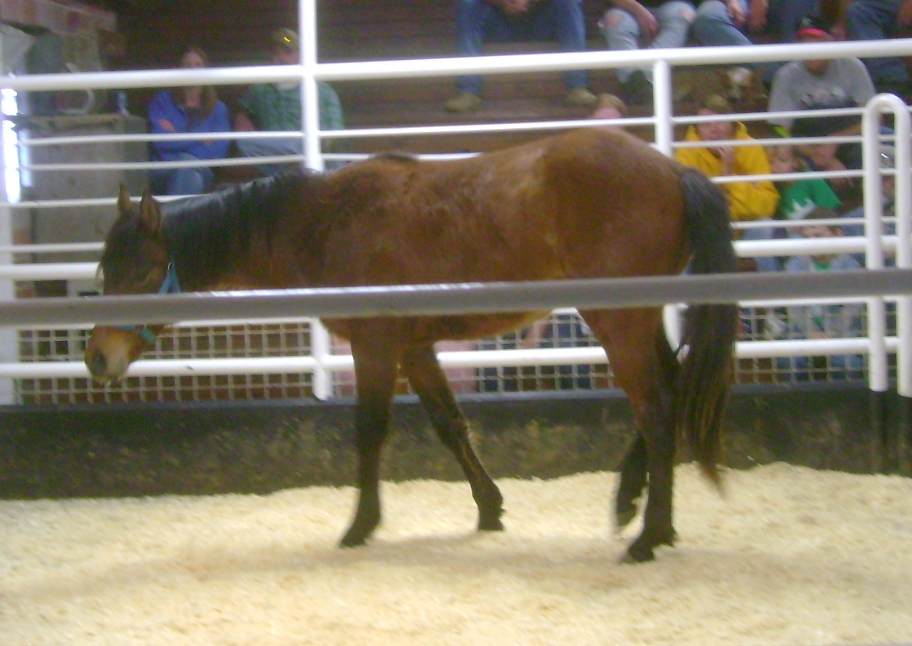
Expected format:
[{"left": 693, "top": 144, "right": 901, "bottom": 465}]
[{"left": 1, "top": 0, "right": 911, "bottom": 405}]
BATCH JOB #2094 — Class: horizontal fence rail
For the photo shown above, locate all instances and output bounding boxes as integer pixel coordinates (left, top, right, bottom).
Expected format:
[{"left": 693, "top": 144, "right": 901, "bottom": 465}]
[{"left": 2, "top": 271, "right": 911, "bottom": 328}]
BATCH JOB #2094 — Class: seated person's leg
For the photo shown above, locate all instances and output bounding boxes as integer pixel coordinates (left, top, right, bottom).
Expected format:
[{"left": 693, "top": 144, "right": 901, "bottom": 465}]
[
  {"left": 539, "top": 0, "right": 596, "bottom": 103},
  {"left": 692, "top": 0, "right": 751, "bottom": 46},
  {"left": 846, "top": 0, "right": 910, "bottom": 93},
  {"left": 652, "top": 1, "right": 697, "bottom": 50},
  {"left": 602, "top": 7, "right": 642, "bottom": 85},
  {"left": 236, "top": 136, "right": 304, "bottom": 176},
  {"left": 148, "top": 153, "right": 213, "bottom": 196},
  {"left": 447, "top": 0, "right": 507, "bottom": 110},
  {"left": 741, "top": 220, "right": 780, "bottom": 272}
]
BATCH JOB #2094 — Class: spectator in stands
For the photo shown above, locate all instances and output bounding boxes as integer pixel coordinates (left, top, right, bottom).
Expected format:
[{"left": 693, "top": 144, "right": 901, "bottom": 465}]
[
  {"left": 600, "top": 1, "right": 696, "bottom": 107},
  {"left": 839, "top": 143, "right": 898, "bottom": 263},
  {"left": 691, "top": 1, "right": 821, "bottom": 85},
  {"left": 445, "top": 0, "right": 598, "bottom": 112},
  {"left": 767, "top": 15, "right": 875, "bottom": 133},
  {"left": 767, "top": 15, "right": 875, "bottom": 199},
  {"left": 775, "top": 206, "right": 865, "bottom": 382},
  {"left": 769, "top": 142, "right": 841, "bottom": 224},
  {"left": 147, "top": 45, "right": 230, "bottom": 196},
  {"left": 675, "top": 93, "right": 779, "bottom": 271},
  {"left": 234, "top": 28, "right": 345, "bottom": 174},
  {"left": 844, "top": 0, "right": 912, "bottom": 97}
]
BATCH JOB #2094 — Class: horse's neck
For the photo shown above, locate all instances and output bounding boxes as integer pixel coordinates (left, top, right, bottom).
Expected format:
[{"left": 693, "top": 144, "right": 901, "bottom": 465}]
[{"left": 166, "top": 175, "right": 327, "bottom": 292}]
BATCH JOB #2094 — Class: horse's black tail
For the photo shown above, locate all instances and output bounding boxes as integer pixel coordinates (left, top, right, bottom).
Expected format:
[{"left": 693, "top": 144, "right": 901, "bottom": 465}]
[{"left": 676, "top": 167, "right": 739, "bottom": 485}]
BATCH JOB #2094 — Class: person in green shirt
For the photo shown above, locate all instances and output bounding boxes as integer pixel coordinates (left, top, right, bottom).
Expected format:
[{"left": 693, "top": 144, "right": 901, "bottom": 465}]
[
  {"left": 234, "top": 28, "right": 346, "bottom": 174},
  {"left": 769, "top": 142, "right": 841, "bottom": 225}
]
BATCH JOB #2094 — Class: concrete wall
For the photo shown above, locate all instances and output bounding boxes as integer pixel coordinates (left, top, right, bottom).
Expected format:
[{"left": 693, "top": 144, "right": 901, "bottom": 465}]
[{"left": 1, "top": 384, "right": 908, "bottom": 500}]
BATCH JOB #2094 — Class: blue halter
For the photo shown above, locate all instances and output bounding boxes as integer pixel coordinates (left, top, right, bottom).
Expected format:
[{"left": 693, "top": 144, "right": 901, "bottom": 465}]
[{"left": 114, "top": 262, "right": 181, "bottom": 345}]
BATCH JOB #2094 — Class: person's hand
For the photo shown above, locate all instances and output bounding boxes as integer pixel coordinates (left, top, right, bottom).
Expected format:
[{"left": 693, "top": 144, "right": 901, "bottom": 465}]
[
  {"left": 233, "top": 111, "right": 256, "bottom": 132},
  {"left": 634, "top": 6, "right": 659, "bottom": 41},
  {"left": 726, "top": 0, "right": 745, "bottom": 29},
  {"left": 157, "top": 118, "right": 175, "bottom": 132},
  {"left": 746, "top": 0, "right": 767, "bottom": 32},
  {"left": 714, "top": 145, "right": 735, "bottom": 173}
]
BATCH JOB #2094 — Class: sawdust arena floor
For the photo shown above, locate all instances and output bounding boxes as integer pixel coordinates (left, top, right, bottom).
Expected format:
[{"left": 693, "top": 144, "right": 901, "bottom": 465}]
[{"left": 2, "top": 463, "right": 911, "bottom": 645}]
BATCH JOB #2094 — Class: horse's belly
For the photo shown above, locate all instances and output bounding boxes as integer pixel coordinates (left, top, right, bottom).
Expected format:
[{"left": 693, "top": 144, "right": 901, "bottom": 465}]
[{"left": 322, "top": 311, "right": 548, "bottom": 344}]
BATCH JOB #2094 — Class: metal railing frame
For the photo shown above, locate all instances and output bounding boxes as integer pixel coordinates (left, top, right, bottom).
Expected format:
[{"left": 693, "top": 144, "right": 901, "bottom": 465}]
[{"left": 1, "top": 0, "right": 911, "bottom": 402}]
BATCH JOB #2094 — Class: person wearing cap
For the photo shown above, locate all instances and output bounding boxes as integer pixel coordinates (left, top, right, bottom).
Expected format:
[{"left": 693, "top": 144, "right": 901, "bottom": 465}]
[
  {"left": 445, "top": 0, "right": 598, "bottom": 112},
  {"left": 844, "top": 0, "right": 912, "bottom": 97},
  {"left": 675, "top": 93, "right": 780, "bottom": 270},
  {"left": 600, "top": 1, "right": 696, "bottom": 108},
  {"left": 147, "top": 44, "right": 231, "bottom": 195},
  {"left": 234, "top": 28, "right": 345, "bottom": 174},
  {"left": 767, "top": 15, "right": 875, "bottom": 132}
]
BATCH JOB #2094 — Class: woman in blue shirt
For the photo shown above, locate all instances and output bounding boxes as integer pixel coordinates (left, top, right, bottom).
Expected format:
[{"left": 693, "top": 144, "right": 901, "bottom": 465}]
[{"left": 148, "top": 45, "right": 230, "bottom": 195}]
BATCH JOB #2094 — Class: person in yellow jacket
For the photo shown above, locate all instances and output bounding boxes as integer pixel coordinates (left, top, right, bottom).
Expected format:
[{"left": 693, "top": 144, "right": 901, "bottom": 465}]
[{"left": 675, "top": 93, "right": 780, "bottom": 271}]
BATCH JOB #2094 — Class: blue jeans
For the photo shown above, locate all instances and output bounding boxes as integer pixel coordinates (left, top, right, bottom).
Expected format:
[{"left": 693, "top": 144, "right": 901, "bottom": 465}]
[
  {"left": 237, "top": 135, "right": 303, "bottom": 176},
  {"left": 846, "top": 0, "right": 909, "bottom": 88},
  {"left": 692, "top": 0, "right": 820, "bottom": 80},
  {"left": 742, "top": 220, "right": 780, "bottom": 273},
  {"left": 149, "top": 152, "right": 215, "bottom": 196},
  {"left": 601, "top": 1, "right": 695, "bottom": 84},
  {"left": 455, "top": 0, "right": 589, "bottom": 95}
]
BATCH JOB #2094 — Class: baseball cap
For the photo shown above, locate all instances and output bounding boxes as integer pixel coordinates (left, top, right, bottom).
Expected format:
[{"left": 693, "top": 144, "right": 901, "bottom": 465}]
[
  {"left": 271, "top": 28, "right": 299, "bottom": 50},
  {"left": 796, "top": 16, "right": 832, "bottom": 41}
]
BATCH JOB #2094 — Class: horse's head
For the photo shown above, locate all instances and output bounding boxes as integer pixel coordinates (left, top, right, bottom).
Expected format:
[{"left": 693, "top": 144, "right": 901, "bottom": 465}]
[{"left": 84, "top": 185, "right": 174, "bottom": 384}]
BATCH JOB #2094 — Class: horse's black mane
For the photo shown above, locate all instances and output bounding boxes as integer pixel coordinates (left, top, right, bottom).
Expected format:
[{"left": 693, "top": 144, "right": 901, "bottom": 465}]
[{"left": 159, "top": 166, "right": 312, "bottom": 279}]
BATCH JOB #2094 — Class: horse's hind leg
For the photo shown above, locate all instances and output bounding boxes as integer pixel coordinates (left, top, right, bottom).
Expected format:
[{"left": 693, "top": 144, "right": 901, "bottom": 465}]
[
  {"left": 401, "top": 344, "right": 504, "bottom": 532},
  {"left": 582, "top": 308, "right": 678, "bottom": 563},
  {"left": 615, "top": 330, "right": 679, "bottom": 533},
  {"left": 340, "top": 334, "right": 401, "bottom": 548},
  {"left": 615, "top": 433, "right": 647, "bottom": 531}
]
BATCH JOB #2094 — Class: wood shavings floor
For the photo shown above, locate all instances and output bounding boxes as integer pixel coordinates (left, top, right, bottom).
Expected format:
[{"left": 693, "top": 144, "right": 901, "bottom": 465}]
[{"left": 2, "top": 463, "right": 911, "bottom": 645}]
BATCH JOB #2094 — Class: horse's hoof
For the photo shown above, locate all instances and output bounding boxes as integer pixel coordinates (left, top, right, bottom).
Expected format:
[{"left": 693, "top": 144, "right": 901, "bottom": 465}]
[
  {"left": 339, "top": 525, "right": 372, "bottom": 548},
  {"left": 615, "top": 506, "right": 637, "bottom": 531},
  {"left": 339, "top": 534, "right": 367, "bottom": 548},
  {"left": 619, "top": 544, "right": 655, "bottom": 564},
  {"left": 478, "top": 518, "right": 504, "bottom": 532}
]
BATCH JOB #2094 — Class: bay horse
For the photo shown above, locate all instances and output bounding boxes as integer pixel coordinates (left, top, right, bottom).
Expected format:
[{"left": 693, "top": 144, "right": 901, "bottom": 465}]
[{"left": 84, "top": 127, "right": 738, "bottom": 563}]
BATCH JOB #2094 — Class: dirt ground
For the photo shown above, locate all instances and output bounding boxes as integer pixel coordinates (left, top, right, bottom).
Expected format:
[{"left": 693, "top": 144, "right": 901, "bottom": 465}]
[{"left": 2, "top": 463, "right": 911, "bottom": 646}]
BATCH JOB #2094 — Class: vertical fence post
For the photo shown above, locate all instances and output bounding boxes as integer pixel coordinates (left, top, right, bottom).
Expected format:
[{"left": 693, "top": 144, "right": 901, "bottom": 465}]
[
  {"left": 862, "top": 94, "right": 904, "bottom": 471},
  {"left": 653, "top": 59, "right": 683, "bottom": 349},
  {"left": 300, "top": 0, "right": 332, "bottom": 399},
  {"left": 869, "top": 94, "right": 912, "bottom": 474},
  {"left": 0, "top": 151, "right": 15, "bottom": 404}
]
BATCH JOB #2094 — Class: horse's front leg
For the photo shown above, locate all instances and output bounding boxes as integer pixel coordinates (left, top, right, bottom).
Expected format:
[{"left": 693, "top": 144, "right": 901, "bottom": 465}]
[
  {"left": 340, "top": 335, "right": 400, "bottom": 548},
  {"left": 401, "top": 344, "right": 504, "bottom": 532}
]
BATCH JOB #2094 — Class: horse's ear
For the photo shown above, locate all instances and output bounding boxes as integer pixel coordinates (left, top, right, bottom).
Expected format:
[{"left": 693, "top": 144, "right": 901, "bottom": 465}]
[
  {"left": 117, "top": 183, "right": 133, "bottom": 217},
  {"left": 138, "top": 188, "right": 163, "bottom": 234}
]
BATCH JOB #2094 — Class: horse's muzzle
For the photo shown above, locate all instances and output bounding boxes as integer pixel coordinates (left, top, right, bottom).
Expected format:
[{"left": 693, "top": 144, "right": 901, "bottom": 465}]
[{"left": 84, "top": 326, "right": 145, "bottom": 383}]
